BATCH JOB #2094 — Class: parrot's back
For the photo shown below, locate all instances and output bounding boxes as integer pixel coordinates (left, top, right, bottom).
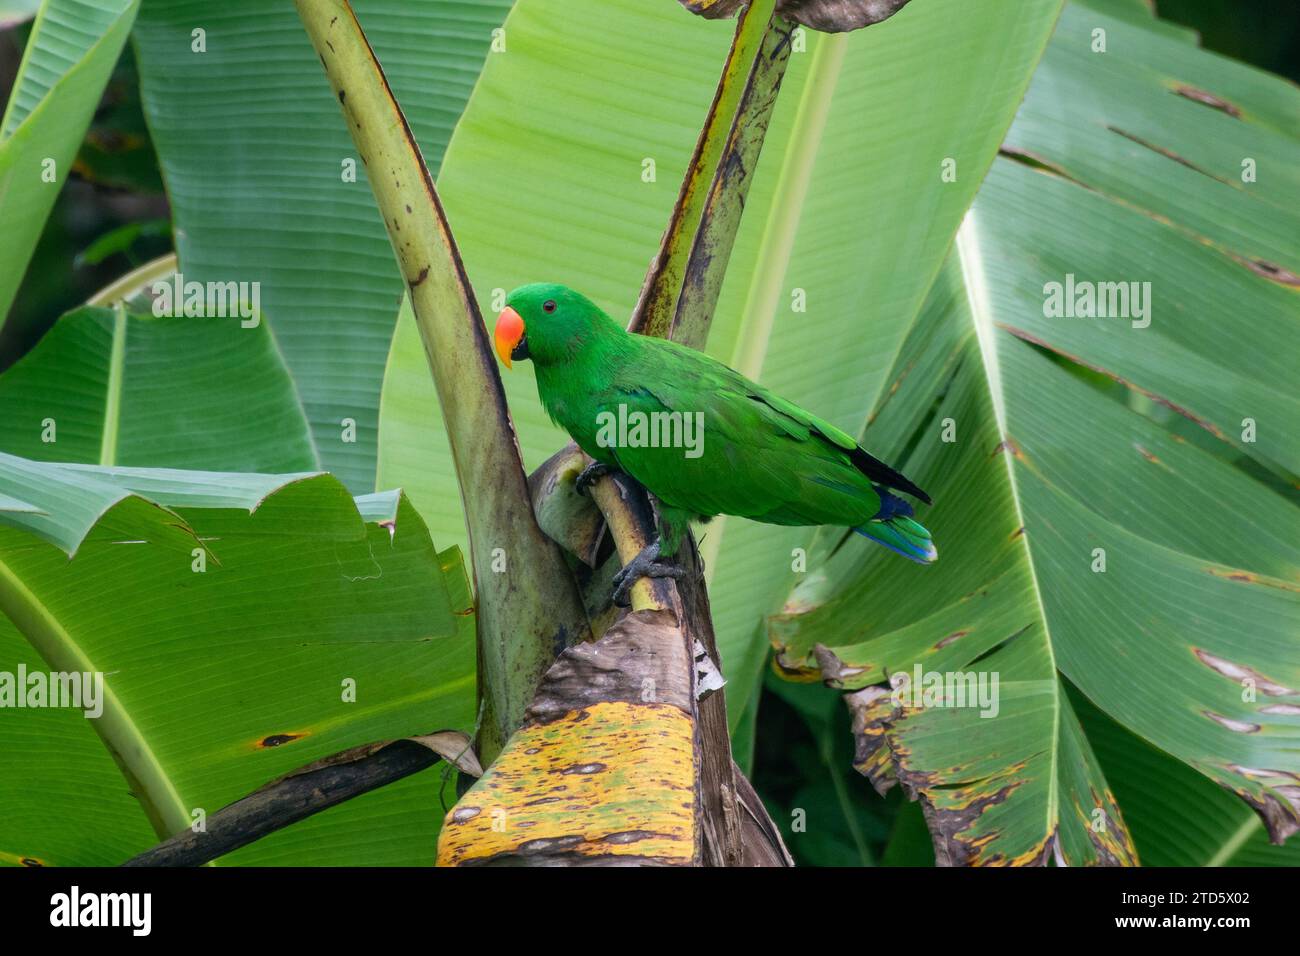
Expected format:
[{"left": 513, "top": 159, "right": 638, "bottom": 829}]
[{"left": 533, "top": 330, "right": 934, "bottom": 562}]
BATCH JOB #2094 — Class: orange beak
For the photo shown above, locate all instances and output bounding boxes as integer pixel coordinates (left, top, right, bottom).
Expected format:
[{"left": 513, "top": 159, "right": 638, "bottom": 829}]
[{"left": 494, "top": 306, "right": 526, "bottom": 369}]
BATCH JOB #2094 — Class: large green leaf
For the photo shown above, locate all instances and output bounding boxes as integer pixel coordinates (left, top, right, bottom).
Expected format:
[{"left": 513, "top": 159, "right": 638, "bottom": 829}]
[
  {"left": 769, "top": 5, "right": 1300, "bottom": 863},
  {"left": 0, "top": 259, "right": 317, "bottom": 473},
  {"left": 131, "top": 0, "right": 511, "bottom": 492},
  {"left": 0, "top": 0, "right": 139, "bottom": 332},
  {"left": 697, "top": 0, "right": 1064, "bottom": 732},
  {"left": 0, "top": 454, "right": 474, "bottom": 865},
  {"left": 376, "top": 0, "right": 1065, "bottom": 743},
  {"left": 1071, "top": 687, "right": 1300, "bottom": 866}
]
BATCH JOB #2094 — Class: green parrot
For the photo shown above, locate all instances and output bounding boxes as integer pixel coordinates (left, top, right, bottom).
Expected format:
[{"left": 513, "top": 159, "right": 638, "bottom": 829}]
[{"left": 494, "top": 283, "right": 934, "bottom": 605}]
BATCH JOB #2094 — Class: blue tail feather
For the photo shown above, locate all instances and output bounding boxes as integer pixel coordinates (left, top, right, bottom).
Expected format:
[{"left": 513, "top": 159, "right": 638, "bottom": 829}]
[
  {"left": 855, "top": 508, "right": 937, "bottom": 565},
  {"left": 872, "top": 486, "right": 914, "bottom": 521}
]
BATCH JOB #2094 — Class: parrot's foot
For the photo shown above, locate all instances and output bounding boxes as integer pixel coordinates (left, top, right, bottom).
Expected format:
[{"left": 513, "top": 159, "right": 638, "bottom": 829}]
[
  {"left": 575, "top": 460, "right": 620, "bottom": 497},
  {"left": 611, "top": 540, "right": 685, "bottom": 608}
]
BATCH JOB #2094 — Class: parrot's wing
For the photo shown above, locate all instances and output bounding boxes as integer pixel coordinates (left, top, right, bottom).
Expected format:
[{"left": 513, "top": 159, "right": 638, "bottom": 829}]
[
  {"left": 738, "top": 379, "right": 931, "bottom": 504},
  {"left": 626, "top": 341, "right": 930, "bottom": 504},
  {"left": 593, "top": 373, "right": 884, "bottom": 527}
]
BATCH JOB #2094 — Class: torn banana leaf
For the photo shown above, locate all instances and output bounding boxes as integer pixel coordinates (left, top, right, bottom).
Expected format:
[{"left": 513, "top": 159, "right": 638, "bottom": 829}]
[{"left": 0, "top": 454, "right": 475, "bottom": 866}]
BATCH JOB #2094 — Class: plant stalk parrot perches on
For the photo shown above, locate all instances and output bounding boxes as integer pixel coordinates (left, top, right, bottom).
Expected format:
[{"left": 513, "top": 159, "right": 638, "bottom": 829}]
[{"left": 495, "top": 283, "right": 935, "bottom": 606}]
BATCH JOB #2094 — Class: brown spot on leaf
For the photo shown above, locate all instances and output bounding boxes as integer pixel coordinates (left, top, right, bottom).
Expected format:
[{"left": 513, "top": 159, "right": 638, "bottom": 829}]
[
  {"left": 997, "top": 146, "right": 1087, "bottom": 188},
  {"left": 523, "top": 796, "right": 564, "bottom": 807},
  {"left": 1204, "top": 711, "right": 1261, "bottom": 733},
  {"left": 1243, "top": 259, "right": 1300, "bottom": 287},
  {"left": 600, "top": 829, "right": 677, "bottom": 845},
  {"left": 558, "top": 762, "right": 607, "bottom": 776},
  {"left": 1203, "top": 569, "right": 1300, "bottom": 592},
  {"left": 1194, "top": 648, "right": 1298, "bottom": 695},
  {"left": 923, "top": 780, "right": 1028, "bottom": 866},
  {"left": 258, "top": 733, "right": 304, "bottom": 748},
  {"left": 515, "top": 835, "right": 585, "bottom": 855},
  {"left": 1262, "top": 704, "right": 1300, "bottom": 716},
  {"left": 1222, "top": 768, "right": 1300, "bottom": 844},
  {"left": 1173, "top": 85, "right": 1241, "bottom": 118},
  {"left": 1106, "top": 126, "right": 1231, "bottom": 185},
  {"left": 935, "top": 630, "right": 969, "bottom": 649},
  {"left": 989, "top": 438, "right": 1025, "bottom": 461},
  {"left": 812, "top": 644, "right": 870, "bottom": 686}
]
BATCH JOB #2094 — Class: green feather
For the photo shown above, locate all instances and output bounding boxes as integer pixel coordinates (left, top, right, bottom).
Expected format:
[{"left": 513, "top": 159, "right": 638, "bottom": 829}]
[{"left": 856, "top": 516, "right": 938, "bottom": 565}]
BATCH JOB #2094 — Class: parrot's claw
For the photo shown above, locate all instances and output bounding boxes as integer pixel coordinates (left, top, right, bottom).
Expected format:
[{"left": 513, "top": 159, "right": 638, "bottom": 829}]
[
  {"left": 575, "top": 460, "right": 619, "bottom": 497},
  {"left": 611, "top": 540, "right": 685, "bottom": 607}
]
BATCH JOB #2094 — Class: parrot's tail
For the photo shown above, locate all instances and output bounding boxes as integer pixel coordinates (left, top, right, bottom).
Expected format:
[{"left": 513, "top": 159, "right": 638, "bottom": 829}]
[{"left": 855, "top": 515, "right": 937, "bottom": 564}]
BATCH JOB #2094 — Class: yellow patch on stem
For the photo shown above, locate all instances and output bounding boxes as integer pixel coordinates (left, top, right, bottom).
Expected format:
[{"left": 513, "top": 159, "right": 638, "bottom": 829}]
[{"left": 437, "top": 701, "right": 696, "bottom": 866}]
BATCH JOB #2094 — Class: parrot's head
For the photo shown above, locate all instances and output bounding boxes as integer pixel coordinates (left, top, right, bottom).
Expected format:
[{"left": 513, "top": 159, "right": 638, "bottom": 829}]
[{"left": 494, "top": 283, "right": 614, "bottom": 369}]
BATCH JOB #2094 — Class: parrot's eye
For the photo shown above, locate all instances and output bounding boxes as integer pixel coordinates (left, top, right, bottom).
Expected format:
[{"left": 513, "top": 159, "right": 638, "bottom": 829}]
[{"left": 542, "top": 299, "right": 557, "bottom": 314}]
